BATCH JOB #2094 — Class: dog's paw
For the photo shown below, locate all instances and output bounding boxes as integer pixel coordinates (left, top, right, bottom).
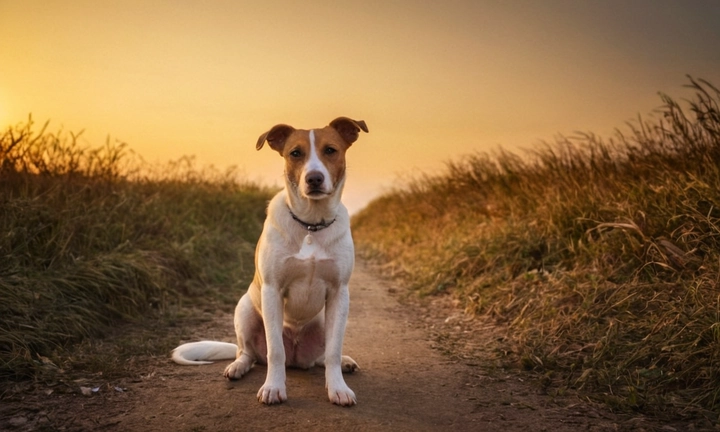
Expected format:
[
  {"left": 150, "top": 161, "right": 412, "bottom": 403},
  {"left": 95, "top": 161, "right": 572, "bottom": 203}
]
[
  {"left": 328, "top": 383, "right": 356, "bottom": 406},
  {"left": 223, "top": 358, "right": 252, "bottom": 380},
  {"left": 257, "top": 382, "right": 287, "bottom": 405},
  {"left": 341, "top": 355, "right": 359, "bottom": 373}
]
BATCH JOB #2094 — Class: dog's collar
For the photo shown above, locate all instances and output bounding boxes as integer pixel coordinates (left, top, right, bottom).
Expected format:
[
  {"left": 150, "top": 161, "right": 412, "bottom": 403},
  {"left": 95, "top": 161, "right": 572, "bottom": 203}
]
[{"left": 289, "top": 210, "right": 336, "bottom": 232}]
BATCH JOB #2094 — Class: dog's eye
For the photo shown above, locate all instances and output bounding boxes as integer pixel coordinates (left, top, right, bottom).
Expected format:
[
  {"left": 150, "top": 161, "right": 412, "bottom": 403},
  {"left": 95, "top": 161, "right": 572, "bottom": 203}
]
[
  {"left": 324, "top": 147, "right": 337, "bottom": 155},
  {"left": 289, "top": 149, "right": 302, "bottom": 158}
]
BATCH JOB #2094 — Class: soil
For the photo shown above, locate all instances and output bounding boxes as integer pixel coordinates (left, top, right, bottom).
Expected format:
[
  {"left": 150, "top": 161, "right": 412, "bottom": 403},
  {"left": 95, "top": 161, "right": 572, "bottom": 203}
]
[{"left": 0, "top": 262, "right": 699, "bottom": 431}]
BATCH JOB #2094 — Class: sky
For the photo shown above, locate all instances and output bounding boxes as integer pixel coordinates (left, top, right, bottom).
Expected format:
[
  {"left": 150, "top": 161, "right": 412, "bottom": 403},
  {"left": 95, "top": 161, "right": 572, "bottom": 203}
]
[{"left": 2, "top": 0, "right": 720, "bottom": 213}]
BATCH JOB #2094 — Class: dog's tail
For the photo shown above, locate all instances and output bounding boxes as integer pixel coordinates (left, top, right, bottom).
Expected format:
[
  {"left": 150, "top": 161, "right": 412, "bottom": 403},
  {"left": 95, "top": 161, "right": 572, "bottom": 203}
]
[{"left": 171, "top": 341, "right": 238, "bottom": 365}]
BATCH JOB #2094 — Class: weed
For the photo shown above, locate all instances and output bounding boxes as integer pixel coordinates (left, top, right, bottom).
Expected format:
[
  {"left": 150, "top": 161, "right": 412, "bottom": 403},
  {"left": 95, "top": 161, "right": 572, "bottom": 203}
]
[
  {"left": 0, "top": 118, "right": 273, "bottom": 388},
  {"left": 352, "top": 77, "right": 720, "bottom": 419}
]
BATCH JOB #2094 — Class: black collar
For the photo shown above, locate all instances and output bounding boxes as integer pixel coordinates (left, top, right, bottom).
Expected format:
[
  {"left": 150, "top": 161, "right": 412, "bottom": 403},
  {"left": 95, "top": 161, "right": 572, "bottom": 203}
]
[{"left": 289, "top": 210, "right": 336, "bottom": 232}]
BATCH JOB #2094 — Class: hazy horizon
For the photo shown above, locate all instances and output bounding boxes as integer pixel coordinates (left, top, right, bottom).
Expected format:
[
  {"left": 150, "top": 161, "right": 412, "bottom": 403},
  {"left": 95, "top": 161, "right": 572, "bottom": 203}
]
[{"left": 2, "top": 0, "right": 719, "bottom": 213}]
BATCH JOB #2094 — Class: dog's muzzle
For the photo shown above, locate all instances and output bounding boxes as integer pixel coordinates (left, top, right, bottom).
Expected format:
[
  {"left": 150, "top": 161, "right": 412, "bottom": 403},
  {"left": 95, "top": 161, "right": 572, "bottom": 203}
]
[{"left": 304, "top": 170, "right": 327, "bottom": 197}]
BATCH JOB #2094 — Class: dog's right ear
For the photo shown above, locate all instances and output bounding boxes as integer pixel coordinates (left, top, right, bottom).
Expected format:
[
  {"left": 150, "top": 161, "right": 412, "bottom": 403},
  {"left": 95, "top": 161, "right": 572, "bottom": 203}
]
[{"left": 256, "top": 124, "right": 295, "bottom": 153}]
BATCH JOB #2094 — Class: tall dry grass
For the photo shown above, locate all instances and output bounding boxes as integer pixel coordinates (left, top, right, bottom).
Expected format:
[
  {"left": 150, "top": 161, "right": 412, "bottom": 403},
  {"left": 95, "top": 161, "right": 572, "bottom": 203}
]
[
  {"left": 352, "top": 77, "right": 720, "bottom": 419},
  {"left": 0, "top": 118, "right": 273, "bottom": 386}
]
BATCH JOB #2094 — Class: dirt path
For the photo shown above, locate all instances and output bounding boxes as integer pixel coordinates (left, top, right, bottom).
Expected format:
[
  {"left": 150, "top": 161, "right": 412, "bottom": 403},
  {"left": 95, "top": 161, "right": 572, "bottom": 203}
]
[{"left": 3, "top": 263, "right": 667, "bottom": 431}]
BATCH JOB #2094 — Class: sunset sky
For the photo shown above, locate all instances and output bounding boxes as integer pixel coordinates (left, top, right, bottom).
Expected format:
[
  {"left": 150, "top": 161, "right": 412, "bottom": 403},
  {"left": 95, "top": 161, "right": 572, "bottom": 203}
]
[{"left": 2, "top": 0, "right": 720, "bottom": 213}]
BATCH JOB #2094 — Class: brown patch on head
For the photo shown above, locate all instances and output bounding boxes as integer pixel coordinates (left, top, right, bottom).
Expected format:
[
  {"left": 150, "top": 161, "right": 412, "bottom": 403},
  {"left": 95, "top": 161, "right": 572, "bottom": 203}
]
[
  {"left": 256, "top": 124, "right": 295, "bottom": 154},
  {"left": 255, "top": 118, "right": 368, "bottom": 197},
  {"left": 329, "top": 117, "right": 369, "bottom": 146},
  {"left": 276, "top": 130, "right": 312, "bottom": 192}
]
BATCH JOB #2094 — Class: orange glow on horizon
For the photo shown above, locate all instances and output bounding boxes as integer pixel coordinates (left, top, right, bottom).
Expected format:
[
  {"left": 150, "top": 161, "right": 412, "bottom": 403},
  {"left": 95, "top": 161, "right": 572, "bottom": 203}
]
[{"left": 1, "top": 1, "right": 719, "bottom": 213}]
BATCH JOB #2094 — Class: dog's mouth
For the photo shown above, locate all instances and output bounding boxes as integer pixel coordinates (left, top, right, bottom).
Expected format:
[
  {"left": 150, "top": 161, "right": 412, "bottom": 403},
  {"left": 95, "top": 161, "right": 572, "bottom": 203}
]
[
  {"left": 305, "top": 188, "right": 331, "bottom": 199},
  {"left": 288, "top": 179, "right": 330, "bottom": 199}
]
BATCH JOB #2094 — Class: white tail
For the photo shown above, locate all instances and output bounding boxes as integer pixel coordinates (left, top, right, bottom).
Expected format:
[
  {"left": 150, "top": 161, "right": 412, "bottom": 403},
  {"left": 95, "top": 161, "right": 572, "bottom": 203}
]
[{"left": 171, "top": 341, "right": 237, "bottom": 365}]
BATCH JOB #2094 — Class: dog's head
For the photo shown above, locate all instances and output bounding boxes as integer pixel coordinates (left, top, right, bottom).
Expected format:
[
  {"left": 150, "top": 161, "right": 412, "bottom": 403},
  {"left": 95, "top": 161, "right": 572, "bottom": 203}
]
[{"left": 256, "top": 117, "right": 368, "bottom": 200}]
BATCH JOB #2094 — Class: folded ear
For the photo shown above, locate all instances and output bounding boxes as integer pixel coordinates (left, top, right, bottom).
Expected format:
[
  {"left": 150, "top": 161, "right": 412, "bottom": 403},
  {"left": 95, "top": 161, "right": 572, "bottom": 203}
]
[
  {"left": 256, "top": 124, "right": 295, "bottom": 153},
  {"left": 329, "top": 117, "right": 369, "bottom": 145}
]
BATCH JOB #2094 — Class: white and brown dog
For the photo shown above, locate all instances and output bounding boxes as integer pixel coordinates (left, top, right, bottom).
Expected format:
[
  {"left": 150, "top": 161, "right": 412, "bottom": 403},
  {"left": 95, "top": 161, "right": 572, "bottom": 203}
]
[{"left": 171, "top": 117, "right": 368, "bottom": 406}]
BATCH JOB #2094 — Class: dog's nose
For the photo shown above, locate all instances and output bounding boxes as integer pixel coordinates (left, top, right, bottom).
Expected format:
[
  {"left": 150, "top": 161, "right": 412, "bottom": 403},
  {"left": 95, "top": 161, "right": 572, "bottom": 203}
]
[{"left": 306, "top": 171, "right": 324, "bottom": 188}]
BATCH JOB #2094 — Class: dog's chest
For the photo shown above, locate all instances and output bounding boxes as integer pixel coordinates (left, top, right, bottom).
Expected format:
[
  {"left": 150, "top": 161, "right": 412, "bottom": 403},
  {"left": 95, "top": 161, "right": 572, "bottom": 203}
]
[
  {"left": 280, "top": 234, "right": 340, "bottom": 321},
  {"left": 295, "top": 233, "right": 327, "bottom": 260}
]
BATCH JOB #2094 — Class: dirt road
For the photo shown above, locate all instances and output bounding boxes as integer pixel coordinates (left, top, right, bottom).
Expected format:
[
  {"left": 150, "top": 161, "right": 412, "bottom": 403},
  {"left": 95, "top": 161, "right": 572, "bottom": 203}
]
[{"left": 3, "top": 263, "right": 662, "bottom": 431}]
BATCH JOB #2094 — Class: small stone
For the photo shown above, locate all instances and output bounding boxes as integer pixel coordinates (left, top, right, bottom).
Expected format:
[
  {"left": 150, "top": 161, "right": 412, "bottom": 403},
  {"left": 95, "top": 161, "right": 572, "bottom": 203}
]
[{"left": 8, "top": 416, "right": 28, "bottom": 427}]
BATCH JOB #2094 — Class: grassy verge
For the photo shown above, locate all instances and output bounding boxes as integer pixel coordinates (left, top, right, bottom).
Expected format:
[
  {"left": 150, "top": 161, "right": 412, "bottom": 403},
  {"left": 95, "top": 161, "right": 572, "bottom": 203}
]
[
  {"left": 352, "top": 77, "right": 720, "bottom": 419},
  {"left": 0, "top": 118, "right": 273, "bottom": 389}
]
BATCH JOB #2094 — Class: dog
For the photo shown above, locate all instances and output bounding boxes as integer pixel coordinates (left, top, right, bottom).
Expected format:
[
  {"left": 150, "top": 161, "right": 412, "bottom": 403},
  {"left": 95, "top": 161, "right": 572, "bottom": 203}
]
[{"left": 172, "top": 117, "right": 368, "bottom": 406}]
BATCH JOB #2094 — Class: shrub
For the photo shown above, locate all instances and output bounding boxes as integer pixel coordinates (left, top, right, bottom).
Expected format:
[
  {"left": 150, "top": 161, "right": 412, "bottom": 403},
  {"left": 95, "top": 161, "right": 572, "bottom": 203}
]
[
  {"left": 0, "top": 118, "right": 273, "bottom": 384},
  {"left": 352, "top": 77, "right": 720, "bottom": 418}
]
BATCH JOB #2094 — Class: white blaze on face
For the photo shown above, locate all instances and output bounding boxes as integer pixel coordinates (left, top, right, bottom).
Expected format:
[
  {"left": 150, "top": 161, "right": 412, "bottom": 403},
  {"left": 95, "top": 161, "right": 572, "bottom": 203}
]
[{"left": 302, "top": 129, "right": 332, "bottom": 194}]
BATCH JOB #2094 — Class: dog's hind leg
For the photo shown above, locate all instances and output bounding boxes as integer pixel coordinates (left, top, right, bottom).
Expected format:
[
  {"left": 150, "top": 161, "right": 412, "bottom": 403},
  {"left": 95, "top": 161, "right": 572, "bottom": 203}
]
[
  {"left": 314, "top": 354, "right": 359, "bottom": 373},
  {"left": 339, "top": 355, "right": 359, "bottom": 373},
  {"left": 224, "top": 293, "right": 264, "bottom": 380}
]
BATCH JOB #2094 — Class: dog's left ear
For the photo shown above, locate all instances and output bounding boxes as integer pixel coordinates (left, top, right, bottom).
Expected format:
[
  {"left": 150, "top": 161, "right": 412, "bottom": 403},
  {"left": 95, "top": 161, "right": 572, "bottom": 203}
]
[
  {"left": 256, "top": 124, "right": 295, "bottom": 154},
  {"left": 329, "top": 117, "right": 369, "bottom": 145}
]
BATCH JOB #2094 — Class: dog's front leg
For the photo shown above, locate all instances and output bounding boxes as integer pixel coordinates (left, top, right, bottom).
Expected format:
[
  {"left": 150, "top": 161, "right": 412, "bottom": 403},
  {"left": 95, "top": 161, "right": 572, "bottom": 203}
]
[
  {"left": 257, "top": 284, "right": 287, "bottom": 404},
  {"left": 325, "top": 284, "right": 356, "bottom": 406}
]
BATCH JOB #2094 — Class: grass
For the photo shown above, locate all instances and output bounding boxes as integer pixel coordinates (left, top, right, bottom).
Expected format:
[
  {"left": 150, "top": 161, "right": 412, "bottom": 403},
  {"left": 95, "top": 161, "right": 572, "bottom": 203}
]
[
  {"left": 352, "top": 76, "right": 720, "bottom": 420},
  {"left": 0, "top": 118, "right": 273, "bottom": 389}
]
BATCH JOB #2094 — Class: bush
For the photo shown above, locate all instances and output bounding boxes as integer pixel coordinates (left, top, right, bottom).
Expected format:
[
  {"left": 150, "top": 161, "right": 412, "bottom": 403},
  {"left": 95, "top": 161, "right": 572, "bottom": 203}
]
[
  {"left": 0, "top": 118, "right": 273, "bottom": 383},
  {"left": 352, "top": 77, "right": 720, "bottom": 418}
]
